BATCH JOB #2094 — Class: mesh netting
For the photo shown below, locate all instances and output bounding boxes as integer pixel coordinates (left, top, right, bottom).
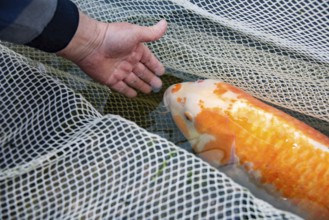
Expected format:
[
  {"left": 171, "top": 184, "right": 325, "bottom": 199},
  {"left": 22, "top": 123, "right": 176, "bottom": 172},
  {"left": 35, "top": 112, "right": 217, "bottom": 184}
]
[{"left": 1, "top": 0, "right": 328, "bottom": 219}]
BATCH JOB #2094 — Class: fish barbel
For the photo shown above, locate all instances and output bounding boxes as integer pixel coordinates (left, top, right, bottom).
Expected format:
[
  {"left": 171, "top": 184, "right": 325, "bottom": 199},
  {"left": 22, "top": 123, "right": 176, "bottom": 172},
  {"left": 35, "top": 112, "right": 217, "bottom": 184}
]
[{"left": 163, "top": 79, "right": 329, "bottom": 219}]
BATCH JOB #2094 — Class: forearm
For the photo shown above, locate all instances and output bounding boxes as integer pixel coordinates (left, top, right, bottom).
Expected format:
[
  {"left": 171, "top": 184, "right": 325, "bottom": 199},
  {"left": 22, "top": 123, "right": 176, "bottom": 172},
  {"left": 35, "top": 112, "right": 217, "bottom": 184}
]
[
  {"left": 0, "top": 0, "right": 79, "bottom": 53},
  {"left": 0, "top": 0, "right": 167, "bottom": 98},
  {"left": 56, "top": 11, "right": 106, "bottom": 63},
  {"left": 0, "top": 0, "right": 57, "bottom": 44}
]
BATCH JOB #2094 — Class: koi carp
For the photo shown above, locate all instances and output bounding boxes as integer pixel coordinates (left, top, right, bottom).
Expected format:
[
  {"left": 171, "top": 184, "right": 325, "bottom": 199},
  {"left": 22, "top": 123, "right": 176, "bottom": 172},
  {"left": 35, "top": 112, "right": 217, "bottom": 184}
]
[{"left": 163, "top": 79, "right": 329, "bottom": 219}]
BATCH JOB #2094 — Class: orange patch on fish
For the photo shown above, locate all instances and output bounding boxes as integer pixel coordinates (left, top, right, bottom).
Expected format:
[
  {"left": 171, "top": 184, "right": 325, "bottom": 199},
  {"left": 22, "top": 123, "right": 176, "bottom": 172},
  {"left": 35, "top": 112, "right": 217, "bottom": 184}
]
[
  {"left": 216, "top": 82, "right": 329, "bottom": 146},
  {"left": 177, "top": 97, "right": 186, "bottom": 105},
  {"left": 198, "top": 100, "right": 205, "bottom": 109},
  {"left": 171, "top": 84, "right": 182, "bottom": 93},
  {"left": 213, "top": 83, "right": 230, "bottom": 96},
  {"left": 194, "top": 108, "right": 235, "bottom": 164},
  {"left": 223, "top": 100, "right": 329, "bottom": 218},
  {"left": 164, "top": 79, "right": 329, "bottom": 219},
  {"left": 172, "top": 115, "right": 190, "bottom": 138}
]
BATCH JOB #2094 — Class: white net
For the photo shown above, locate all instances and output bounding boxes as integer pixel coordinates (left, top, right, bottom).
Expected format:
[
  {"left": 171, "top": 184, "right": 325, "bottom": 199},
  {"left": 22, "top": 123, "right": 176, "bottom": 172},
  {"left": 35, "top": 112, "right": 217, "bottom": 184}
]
[{"left": 1, "top": 0, "right": 328, "bottom": 219}]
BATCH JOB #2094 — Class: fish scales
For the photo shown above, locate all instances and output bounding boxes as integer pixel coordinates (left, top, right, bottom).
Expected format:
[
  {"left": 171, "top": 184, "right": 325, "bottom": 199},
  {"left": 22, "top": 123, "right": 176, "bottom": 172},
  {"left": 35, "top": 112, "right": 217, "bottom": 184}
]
[{"left": 163, "top": 79, "right": 329, "bottom": 219}]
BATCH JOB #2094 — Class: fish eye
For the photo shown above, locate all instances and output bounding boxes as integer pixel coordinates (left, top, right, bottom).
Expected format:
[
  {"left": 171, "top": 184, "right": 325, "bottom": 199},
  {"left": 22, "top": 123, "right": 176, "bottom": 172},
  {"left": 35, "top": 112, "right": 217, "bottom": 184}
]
[{"left": 184, "top": 112, "right": 193, "bottom": 121}]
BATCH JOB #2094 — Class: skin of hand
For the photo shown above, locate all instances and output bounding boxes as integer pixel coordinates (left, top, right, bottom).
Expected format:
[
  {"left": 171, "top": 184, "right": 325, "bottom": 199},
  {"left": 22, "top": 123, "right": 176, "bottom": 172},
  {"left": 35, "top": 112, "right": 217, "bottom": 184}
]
[{"left": 57, "top": 11, "right": 167, "bottom": 97}]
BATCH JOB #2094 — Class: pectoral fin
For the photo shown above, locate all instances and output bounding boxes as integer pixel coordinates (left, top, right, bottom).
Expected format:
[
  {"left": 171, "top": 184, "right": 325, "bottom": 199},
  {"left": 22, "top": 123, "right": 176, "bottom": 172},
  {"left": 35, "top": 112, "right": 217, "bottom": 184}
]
[
  {"left": 198, "top": 150, "right": 224, "bottom": 168},
  {"left": 194, "top": 109, "right": 236, "bottom": 166},
  {"left": 197, "top": 133, "right": 236, "bottom": 166}
]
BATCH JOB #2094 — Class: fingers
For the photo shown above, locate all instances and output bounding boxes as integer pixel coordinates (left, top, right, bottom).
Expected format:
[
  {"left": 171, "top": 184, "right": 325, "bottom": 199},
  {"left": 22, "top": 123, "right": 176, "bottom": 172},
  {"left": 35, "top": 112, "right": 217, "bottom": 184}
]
[
  {"left": 104, "top": 46, "right": 164, "bottom": 97},
  {"left": 112, "top": 64, "right": 162, "bottom": 98},
  {"left": 113, "top": 43, "right": 164, "bottom": 97},
  {"left": 137, "top": 20, "right": 167, "bottom": 43},
  {"left": 139, "top": 44, "right": 165, "bottom": 76},
  {"left": 110, "top": 63, "right": 163, "bottom": 98},
  {"left": 111, "top": 81, "right": 137, "bottom": 98},
  {"left": 103, "top": 20, "right": 168, "bottom": 98},
  {"left": 133, "top": 62, "right": 162, "bottom": 90},
  {"left": 136, "top": 20, "right": 166, "bottom": 76},
  {"left": 124, "top": 71, "right": 152, "bottom": 94}
]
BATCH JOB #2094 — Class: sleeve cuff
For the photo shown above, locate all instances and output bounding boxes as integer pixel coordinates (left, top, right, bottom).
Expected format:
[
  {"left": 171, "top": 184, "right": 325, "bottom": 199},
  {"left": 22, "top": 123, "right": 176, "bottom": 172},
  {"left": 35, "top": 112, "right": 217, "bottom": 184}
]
[{"left": 25, "top": 0, "right": 79, "bottom": 53}]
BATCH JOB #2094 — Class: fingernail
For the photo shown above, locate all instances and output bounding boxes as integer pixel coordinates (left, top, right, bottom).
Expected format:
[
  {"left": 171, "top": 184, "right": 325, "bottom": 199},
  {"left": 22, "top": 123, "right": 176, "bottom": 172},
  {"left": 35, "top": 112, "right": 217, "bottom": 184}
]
[
  {"left": 156, "top": 66, "right": 166, "bottom": 76},
  {"left": 156, "top": 71, "right": 164, "bottom": 76},
  {"left": 152, "top": 86, "right": 162, "bottom": 93},
  {"left": 150, "top": 77, "right": 162, "bottom": 93},
  {"left": 150, "top": 77, "right": 162, "bottom": 87}
]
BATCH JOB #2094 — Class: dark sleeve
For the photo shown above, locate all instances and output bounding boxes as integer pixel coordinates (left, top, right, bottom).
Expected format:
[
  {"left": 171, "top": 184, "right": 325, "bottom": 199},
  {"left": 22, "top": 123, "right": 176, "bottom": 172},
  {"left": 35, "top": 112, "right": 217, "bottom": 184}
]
[{"left": 0, "top": 0, "right": 79, "bottom": 53}]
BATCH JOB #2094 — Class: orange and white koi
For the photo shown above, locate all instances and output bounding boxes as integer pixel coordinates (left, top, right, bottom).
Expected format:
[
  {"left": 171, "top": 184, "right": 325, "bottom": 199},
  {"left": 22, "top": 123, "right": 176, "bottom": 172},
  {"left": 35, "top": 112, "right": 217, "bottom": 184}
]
[{"left": 163, "top": 79, "right": 329, "bottom": 220}]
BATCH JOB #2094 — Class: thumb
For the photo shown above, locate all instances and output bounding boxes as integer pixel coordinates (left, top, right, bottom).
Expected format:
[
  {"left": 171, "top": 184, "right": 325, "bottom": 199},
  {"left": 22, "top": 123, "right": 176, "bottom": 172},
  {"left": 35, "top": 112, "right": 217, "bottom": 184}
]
[{"left": 137, "top": 19, "right": 167, "bottom": 43}]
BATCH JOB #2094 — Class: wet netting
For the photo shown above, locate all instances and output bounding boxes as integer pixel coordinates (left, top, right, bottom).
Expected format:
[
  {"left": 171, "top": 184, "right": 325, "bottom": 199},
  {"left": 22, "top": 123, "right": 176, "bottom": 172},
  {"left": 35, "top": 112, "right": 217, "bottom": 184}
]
[{"left": 1, "top": 0, "right": 328, "bottom": 219}]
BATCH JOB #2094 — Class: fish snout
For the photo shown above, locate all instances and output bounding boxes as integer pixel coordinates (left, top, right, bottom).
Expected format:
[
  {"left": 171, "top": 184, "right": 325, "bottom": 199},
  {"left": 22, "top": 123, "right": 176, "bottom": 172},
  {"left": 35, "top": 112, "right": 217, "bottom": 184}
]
[{"left": 163, "top": 85, "right": 174, "bottom": 109}]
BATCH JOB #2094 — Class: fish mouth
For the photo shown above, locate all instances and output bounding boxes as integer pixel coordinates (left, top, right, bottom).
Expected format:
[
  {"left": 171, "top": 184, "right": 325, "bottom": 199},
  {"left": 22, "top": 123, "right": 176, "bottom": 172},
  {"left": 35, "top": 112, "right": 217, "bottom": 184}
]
[
  {"left": 184, "top": 135, "right": 202, "bottom": 151},
  {"left": 163, "top": 84, "right": 177, "bottom": 110},
  {"left": 163, "top": 87, "right": 171, "bottom": 109}
]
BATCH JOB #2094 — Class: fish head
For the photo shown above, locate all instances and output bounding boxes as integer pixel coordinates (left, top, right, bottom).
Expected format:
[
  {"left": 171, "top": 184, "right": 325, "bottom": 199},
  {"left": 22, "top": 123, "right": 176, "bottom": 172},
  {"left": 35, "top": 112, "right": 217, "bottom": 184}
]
[{"left": 164, "top": 79, "right": 237, "bottom": 166}]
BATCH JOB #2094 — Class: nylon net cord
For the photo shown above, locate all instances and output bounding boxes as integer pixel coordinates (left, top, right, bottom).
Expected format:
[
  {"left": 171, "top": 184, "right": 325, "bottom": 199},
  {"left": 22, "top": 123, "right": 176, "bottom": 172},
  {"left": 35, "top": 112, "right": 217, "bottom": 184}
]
[{"left": 1, "top": 0, "right": 328, "bottom": 219}]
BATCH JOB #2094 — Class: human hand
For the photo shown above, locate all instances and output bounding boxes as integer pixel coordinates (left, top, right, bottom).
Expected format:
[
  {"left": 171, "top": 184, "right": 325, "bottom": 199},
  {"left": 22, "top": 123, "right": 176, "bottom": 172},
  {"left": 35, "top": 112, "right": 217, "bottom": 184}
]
[{"left": 57, "top": 12, "right": 167, "bottom": 97}]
